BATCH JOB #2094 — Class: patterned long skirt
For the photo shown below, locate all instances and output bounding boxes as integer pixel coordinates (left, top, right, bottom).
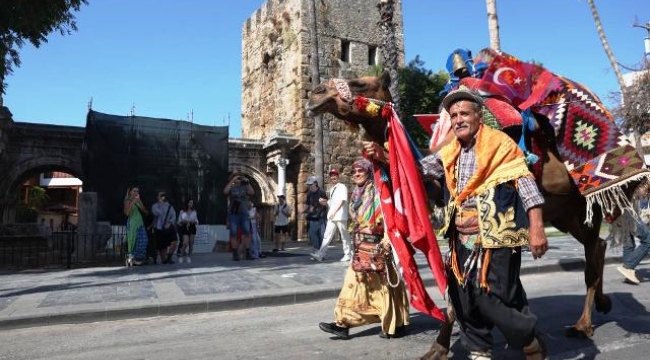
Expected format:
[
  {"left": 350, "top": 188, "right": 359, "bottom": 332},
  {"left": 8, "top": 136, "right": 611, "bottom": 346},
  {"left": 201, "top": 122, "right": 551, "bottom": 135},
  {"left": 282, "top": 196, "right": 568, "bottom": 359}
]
[
  {"left": 333, "top": 264, "right": 410, "bottom": 336},
  {"left": 126, "top": 220, "right": 149, "bottom": 261}
]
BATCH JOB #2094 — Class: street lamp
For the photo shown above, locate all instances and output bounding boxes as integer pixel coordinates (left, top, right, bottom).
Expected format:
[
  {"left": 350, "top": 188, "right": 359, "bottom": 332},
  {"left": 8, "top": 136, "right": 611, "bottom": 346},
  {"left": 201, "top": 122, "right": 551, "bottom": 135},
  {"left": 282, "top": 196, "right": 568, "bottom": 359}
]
[{"left": 633, "top": 21, "right": 650, "bottom": 59}]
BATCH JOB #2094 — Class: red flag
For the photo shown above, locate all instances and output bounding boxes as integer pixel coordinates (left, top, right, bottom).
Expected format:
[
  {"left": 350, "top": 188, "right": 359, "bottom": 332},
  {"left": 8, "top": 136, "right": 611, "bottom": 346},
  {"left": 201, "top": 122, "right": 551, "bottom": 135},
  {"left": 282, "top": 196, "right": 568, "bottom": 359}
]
[
  {"left": 413, "top": 114, "right": 439, "bottom": 137},
  {"left": 371, "top": 104, "right": 447, "bottom": 321},
  {"left": 475, "top": 51, "right": 560, "bottom": 110}
]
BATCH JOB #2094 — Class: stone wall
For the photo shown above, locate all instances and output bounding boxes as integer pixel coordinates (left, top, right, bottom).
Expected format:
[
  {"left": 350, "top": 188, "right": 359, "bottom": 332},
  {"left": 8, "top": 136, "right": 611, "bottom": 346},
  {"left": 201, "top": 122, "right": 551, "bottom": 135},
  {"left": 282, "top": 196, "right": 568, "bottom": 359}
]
[{"left": 241, "top": 0, "right": 403, "bottom": 239}]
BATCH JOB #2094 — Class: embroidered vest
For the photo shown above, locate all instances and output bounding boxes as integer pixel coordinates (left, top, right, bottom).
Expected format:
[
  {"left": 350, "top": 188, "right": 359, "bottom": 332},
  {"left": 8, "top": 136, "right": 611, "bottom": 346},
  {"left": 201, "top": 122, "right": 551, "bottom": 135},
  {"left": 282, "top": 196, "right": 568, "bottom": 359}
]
[{"left": 441, "top": 177, "right": 530, "bottom": 249}]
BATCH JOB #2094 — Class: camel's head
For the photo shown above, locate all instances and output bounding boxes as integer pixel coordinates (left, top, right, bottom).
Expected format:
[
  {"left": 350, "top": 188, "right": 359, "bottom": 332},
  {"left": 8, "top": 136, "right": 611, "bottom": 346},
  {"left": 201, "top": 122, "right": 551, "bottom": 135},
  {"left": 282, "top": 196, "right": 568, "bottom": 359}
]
[{"left": 305, "top": 71, "right": 393, "bottom": 143}]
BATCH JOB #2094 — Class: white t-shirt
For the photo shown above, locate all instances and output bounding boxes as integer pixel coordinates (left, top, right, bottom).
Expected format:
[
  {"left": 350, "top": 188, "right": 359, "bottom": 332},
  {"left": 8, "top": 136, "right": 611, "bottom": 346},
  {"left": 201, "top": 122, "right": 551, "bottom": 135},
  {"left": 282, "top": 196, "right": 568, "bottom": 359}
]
[
  {"left": 274, "top": 202, "right": 292, "bottom": 226},
  {"left": 327, "top": 183, "right": 348, "bottom": 221},
  {"left": 178, "top": 210, "right": 198, "bottom": 225}
]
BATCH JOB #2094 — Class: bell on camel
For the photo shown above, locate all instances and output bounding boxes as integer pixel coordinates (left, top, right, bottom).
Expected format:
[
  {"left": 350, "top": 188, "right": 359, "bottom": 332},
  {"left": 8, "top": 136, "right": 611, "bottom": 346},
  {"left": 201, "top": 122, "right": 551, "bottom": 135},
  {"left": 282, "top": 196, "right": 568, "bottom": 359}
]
[{"left": 452, "top": 53, "right": 469, "bottom": 78}]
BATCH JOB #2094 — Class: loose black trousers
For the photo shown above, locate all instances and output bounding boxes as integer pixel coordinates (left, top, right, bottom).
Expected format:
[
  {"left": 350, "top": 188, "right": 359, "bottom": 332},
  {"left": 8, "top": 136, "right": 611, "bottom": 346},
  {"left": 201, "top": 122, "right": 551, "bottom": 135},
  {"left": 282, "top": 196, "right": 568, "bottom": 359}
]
[{"left": 448, "top": 237, "right": 538, "bottom": 353}]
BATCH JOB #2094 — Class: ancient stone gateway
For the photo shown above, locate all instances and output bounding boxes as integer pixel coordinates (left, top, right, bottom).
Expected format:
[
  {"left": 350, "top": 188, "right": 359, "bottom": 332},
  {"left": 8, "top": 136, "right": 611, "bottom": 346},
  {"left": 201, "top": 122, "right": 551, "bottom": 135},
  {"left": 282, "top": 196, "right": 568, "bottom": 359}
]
[{"left": 0, "top": 111, "right": 295, "bottom": 244}]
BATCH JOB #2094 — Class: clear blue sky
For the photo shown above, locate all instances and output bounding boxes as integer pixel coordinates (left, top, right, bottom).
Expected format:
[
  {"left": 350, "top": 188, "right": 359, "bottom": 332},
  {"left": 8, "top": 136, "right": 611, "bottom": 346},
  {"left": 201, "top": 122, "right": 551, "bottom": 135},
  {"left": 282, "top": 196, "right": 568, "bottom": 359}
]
[{"left": 4, "top": 0, "right": 649, "bottom": 138}]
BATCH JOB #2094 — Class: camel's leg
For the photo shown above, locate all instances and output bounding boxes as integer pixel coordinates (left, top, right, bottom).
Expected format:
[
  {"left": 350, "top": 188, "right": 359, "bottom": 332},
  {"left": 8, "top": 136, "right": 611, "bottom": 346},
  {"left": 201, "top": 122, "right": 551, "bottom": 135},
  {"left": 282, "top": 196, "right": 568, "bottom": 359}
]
[
  {"left": 565, "top": 236, "right": 610, "bottom": 338},
  {"left": 592, "top": 238, "right": 611, "bottom": 314},
  {"left": 420, "top": 306, "right": 455, "bottom": 360},
  {"left": 544, "top": 191, "right": 611, "bottom": 338}
]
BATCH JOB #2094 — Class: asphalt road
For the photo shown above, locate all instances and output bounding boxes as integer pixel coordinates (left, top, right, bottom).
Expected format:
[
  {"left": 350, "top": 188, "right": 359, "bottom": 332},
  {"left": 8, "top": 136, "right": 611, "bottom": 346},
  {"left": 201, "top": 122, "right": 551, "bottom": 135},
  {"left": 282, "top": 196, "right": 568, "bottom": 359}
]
[{"left": 0, "top": 263, "right": 648, "bottom": 360}]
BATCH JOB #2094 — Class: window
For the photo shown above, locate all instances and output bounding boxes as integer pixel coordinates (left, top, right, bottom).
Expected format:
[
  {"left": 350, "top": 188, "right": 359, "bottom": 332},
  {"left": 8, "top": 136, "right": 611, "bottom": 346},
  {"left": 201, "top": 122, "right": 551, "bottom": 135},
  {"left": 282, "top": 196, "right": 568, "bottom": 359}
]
[
  {"left": 340, "top": 40, "right": 350, "bottom": 63},
  {"left": 368, "top": 46, "right": 377, "bottom": 66}
]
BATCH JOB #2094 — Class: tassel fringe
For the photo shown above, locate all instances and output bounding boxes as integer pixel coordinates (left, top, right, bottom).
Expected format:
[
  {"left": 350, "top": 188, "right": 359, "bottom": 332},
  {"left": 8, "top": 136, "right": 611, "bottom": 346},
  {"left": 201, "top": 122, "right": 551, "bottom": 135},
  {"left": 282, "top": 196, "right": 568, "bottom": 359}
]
[{"left": 584, "top": 172, "right": 650, "bottom": 226}]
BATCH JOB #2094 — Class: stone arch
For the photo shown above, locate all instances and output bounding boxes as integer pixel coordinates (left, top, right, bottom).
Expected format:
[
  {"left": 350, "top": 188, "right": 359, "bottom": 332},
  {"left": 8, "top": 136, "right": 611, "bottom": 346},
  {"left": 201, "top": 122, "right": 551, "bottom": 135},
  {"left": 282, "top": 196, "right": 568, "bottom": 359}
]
[
  {"left": 229, "top": 161, "right": 276, "bottom": 205},
  {"left": 0, "top": 156, "right": 84, "bottom": 223}
]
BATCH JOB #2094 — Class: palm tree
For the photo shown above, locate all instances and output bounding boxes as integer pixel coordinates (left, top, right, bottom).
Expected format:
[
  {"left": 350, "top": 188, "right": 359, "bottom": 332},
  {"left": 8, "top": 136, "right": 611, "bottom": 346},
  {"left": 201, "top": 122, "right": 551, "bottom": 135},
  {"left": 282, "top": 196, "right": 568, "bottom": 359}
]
[
  {"left": 585, "top": 0, "right": 644, "bottom": 156},
  {"left": 485, "top": 0, "right": 501, "bottom": 51},
  {"left": 377, "top": 0, "right": 400, "bottom": 109},
  {"left": 308, "top": 0, "right": 324, "bottom": 185}
]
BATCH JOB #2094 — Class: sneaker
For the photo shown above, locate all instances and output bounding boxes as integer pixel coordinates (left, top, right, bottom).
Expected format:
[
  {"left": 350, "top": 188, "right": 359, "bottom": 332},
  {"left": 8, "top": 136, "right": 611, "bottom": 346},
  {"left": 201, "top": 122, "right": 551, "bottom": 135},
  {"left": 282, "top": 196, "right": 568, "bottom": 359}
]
[
  {"left": 340, "top": 255, "right": 351, "bottom": 262},
  {"left": 319, "top": 322, "right": 349, "bottom": 339},
  {"left": 178, "top": 256, "right": 184, "bottom": 264},
  {"left": 617, "top": 265, "right": 640, "bottom": 284},
  {"left": 186, "top": 256, "right": 191, "bottom": 264}
]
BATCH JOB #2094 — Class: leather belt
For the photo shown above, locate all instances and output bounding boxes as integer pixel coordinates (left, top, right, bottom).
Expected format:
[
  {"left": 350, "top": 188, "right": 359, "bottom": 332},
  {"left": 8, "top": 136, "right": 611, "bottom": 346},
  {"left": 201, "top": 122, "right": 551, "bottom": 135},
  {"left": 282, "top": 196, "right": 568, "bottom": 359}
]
[{"left": 354, "top": 232, "right": 382, "bottom": 243}]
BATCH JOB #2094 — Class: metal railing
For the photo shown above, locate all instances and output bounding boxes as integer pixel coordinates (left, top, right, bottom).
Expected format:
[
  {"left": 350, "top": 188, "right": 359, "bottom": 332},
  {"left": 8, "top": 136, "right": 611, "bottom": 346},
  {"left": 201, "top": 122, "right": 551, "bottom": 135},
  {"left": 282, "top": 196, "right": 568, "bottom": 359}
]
[{"left": 0, "top": 229, "right": 127, "bottom": 270}]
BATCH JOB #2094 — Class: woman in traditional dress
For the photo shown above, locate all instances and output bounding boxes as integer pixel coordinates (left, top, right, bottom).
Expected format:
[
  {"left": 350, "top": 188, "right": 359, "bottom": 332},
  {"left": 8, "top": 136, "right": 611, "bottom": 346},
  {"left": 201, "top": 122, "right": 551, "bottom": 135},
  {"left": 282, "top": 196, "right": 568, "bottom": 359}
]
[
  {"left": 318, "top": 158, "right": 410, "bottom": 339},
  {"left": 123, "top": 186, "right": 149, "bottom": 266}
]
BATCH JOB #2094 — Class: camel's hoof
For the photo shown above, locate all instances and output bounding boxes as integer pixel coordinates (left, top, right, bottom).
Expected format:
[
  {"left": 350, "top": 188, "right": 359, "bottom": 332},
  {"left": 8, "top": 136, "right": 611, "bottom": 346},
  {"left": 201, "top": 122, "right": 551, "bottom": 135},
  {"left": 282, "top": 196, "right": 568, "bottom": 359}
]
[
  {"left": 565, "top": 325, "right": 594, "bottom": 338},
  {"left": 595, "top": 295, "right": 612, "bottom": 314},
  {"left": 419, "top": 343, "right": 449, "bottom": 360}
]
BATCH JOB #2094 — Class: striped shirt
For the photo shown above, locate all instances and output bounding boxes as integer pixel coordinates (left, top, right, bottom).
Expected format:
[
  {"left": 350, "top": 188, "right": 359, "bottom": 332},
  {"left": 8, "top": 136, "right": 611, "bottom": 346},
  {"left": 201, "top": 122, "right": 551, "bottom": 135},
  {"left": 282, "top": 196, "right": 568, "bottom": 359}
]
[{"left": 420, "top": 140, "right": 544, "bottom": 211}]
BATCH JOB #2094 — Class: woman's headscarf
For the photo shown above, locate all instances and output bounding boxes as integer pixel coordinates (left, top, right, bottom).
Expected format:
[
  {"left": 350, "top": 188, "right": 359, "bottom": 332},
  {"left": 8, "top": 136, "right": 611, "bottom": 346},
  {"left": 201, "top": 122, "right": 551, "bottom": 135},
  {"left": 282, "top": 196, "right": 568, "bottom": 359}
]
[
  {"left": 352, "top": 158, "right": 372, "bottom": 174},
  {"left": 351, "top": 158, "right": 373, "bottom": 205},
  {"left": 349, "top": 158, "right": 382, "bottom": 232}
]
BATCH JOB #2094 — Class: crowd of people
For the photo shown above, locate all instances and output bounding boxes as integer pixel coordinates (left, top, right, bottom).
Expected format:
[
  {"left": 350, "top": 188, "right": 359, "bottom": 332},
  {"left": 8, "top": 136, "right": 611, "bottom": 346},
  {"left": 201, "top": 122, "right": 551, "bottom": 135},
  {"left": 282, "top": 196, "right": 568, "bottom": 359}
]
[
  {"left": 123, "top": 189, "right": 188, "bottom": 266},
  {"left": 116, "top": 87, "right": 649, "bottom": 360}
]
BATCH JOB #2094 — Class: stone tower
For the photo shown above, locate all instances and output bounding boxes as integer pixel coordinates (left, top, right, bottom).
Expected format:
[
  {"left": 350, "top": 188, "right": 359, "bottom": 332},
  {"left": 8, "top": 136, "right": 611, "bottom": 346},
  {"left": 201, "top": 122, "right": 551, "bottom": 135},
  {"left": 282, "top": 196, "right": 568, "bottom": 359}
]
[{"left": 241, "top": 0, "right": 403, "bottom": 239}]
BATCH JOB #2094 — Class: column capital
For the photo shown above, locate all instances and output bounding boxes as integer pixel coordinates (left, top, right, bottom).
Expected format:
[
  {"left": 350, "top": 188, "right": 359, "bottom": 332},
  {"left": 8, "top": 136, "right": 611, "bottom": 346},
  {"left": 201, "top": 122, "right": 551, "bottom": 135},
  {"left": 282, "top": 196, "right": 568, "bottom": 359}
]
[{"left": 277, "top": 157, "right": 289, "bottom": 168}]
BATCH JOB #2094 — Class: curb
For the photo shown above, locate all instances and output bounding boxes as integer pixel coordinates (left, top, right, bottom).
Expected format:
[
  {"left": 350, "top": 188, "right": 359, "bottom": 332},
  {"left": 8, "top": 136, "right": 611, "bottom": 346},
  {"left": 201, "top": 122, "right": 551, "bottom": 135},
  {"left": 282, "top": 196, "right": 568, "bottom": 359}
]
[{"left": 1, "top": 256, "right": 616, "bottom": 330}]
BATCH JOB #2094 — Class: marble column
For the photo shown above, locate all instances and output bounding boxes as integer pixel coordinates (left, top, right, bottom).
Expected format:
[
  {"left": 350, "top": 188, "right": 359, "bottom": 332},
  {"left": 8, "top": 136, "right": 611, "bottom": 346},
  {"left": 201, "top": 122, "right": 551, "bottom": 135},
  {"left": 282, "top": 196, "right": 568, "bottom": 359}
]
[{"left": 277, "top": 157, "right": 289, "bottom": 196}]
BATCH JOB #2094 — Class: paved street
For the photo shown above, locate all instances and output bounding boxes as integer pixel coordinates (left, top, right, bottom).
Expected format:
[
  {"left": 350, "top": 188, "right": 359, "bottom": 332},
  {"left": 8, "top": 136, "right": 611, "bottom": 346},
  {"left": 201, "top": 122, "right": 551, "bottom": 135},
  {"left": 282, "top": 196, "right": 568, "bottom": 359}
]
[
  {"left": 0, "top": 234, "right": 636, "bottom": 330},
  {"left": 0, "top": 263, "right": 648, "bottom": 360}
]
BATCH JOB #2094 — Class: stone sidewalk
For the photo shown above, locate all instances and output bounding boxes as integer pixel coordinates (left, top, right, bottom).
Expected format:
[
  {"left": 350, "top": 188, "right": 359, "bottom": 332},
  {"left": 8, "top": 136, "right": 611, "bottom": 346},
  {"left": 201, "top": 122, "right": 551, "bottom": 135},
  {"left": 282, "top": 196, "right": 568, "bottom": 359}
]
[{"left": 0, "top": 236, "right": 628, "bottom": 329}]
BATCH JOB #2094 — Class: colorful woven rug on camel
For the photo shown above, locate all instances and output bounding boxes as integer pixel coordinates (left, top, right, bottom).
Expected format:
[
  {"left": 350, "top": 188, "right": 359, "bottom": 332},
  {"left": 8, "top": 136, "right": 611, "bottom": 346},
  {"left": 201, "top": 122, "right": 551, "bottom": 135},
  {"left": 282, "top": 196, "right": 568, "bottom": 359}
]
[{"left": 472, "top": 48, "right": 650, "bottom": 223}]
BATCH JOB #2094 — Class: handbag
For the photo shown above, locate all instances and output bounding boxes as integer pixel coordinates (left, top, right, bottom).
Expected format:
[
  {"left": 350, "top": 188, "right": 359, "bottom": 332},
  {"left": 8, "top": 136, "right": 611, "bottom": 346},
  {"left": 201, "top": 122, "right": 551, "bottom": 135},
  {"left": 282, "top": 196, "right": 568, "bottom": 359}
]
[
  {"left": 161, "top": 203, "right": 177, "bottom": 237},
  {"left": 351, "top": 233, "right": 387, "bottom": 273}
]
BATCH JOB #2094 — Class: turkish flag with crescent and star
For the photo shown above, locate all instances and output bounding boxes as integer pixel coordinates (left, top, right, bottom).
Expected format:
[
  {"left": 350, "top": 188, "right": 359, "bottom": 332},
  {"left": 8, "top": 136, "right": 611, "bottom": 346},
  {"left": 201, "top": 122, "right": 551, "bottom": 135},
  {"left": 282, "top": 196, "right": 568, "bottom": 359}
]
[
  {"left": 475, "top": 51, "right": 560, "bottom": 111},
  {"left": 371, "top": 104, "right": 447, "bottom": 322}
]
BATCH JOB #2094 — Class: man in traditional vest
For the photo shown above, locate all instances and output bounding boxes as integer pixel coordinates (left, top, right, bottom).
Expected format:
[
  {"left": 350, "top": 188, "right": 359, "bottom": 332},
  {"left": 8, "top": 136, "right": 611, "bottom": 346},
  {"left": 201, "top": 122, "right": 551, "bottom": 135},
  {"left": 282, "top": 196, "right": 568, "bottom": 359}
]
[{"left": 419, "top": 88, "right": 549, "bottom": 360}]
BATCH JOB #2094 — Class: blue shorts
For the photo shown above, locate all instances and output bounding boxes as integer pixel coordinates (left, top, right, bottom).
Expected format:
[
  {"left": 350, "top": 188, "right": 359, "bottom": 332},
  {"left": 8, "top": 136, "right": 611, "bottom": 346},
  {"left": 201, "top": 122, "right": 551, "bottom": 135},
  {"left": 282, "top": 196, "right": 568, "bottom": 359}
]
[{"left": 228, "top": 212, "right": 251, "bottom": 237}]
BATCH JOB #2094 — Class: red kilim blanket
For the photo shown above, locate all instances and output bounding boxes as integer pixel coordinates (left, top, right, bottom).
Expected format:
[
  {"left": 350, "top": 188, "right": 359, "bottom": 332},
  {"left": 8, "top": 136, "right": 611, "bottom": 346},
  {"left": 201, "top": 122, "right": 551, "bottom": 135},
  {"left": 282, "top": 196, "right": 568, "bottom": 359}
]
[{"left": 473, "top": 48, "right": 650, "bottom": 222}]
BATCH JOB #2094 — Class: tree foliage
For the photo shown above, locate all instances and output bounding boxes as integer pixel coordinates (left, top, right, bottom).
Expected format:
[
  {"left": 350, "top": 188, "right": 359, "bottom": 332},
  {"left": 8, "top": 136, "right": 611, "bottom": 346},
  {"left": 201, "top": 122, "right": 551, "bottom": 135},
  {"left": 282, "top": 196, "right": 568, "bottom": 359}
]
[
  {"left": 0, "top": 0, "right": 88, "bottom": 96},
  {"left": 365, "top": 57, "right": 448, "bottom": 149},
  {"left": 28, "top": 186, "right": 49, "bottom": 210},
  {"left": 614, "top": 68, "right": 650, "bottom": 136},
  {"left": 397, "top": 56, "right": 449, "bottom": 148}
]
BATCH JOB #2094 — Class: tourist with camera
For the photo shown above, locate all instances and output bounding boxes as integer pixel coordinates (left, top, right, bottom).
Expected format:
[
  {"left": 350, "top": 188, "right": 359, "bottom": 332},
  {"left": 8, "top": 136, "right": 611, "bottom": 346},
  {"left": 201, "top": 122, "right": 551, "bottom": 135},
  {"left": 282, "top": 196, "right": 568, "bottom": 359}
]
[
  {"left": 224, "top": 174, "right": 254, "bottom": 261},
  {"left": 273, "top": 194, "right": 292, "bottom": 252}
]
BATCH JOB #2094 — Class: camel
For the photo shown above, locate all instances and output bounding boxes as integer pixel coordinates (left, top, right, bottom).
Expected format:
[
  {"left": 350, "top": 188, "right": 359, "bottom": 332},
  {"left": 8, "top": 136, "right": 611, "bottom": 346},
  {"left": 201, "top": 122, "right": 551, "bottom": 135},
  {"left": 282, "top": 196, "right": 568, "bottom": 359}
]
[{"left": 306, "top": 71, "right": 624, "bottom": 359}]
